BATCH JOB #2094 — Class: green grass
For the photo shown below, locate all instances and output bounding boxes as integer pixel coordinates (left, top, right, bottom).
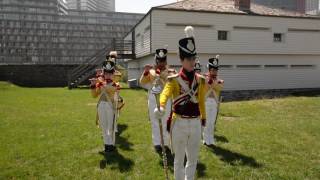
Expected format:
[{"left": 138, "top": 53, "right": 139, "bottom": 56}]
[{"left": 0, "top": 81, "right": 319, "bottom": 179}]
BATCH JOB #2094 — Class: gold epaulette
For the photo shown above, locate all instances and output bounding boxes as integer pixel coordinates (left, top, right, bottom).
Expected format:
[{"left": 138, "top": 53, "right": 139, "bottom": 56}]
[
  {"left": 196, "top": 73, "right": 206, "bottom": 83},
  {"left": 168, "top": 68, "right": 177, "bottom": 74},
  {"left": 167, "top": 73, "right": 179, "bottom": 81},
  {"left": 149, "top": 69, "right": 156, "bottom": 77},
  {"left": 114, "top": 70, "right": 122, "bottom": 76},
  {"left": 196, "top": 73, "right": 205, "bottom": 79}
]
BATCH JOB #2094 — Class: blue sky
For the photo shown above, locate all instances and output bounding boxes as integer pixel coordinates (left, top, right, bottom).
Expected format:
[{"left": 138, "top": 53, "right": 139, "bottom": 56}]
[{"left": 115, "top": 0, "right": 176, "bottom": 13}]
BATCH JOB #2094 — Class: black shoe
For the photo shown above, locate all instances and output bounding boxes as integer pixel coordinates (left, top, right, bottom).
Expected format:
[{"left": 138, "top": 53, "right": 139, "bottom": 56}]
[
  {"left": 204, "top": 143, "right": 215, "bottom": 148},
  {"left": 154, "top": 145, "right": 162, "bottom": 153},
  {"left": 105, "top": 145, "right": 115, "bottom": 152},
  {"left": 109, "top": 145, "right": 115, "bottom": 152},
  {"left": 104, "top": 144, "right": 109, "bottom": 153}
]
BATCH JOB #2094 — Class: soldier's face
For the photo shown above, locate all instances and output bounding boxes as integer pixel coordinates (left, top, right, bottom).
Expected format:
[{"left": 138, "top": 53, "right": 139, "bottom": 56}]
[
  {"left": 181, "top": 56, "right": 196, "bottom": 72},
  {"left": 209, "top": 68, "right": 218, "bottom": 78},
  {"left": 104, "top": 72, "right": 114, "bottom": 80},
  {"left": 195, "top": 69, "right": 201, "bottom": 74},
  {"left": 156, "top": 60, "right": 167, "bottom": 70},
  {"left": 96, "top": 69, "right": 103, "bottom": 76}
]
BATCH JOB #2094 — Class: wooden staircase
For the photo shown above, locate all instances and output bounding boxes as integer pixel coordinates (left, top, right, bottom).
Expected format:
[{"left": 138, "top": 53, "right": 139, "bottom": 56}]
[{"left": 68, "top": 39, "right": 134, "bottom": 89}]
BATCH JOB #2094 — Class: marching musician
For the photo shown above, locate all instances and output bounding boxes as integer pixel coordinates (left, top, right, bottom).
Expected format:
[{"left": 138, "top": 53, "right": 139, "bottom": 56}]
[
  {"left": 154, "top": 26, "right": 207, "bottom": 180},
  {"left": 202, "top": 56, "right": 224, "bottom": 146},
  {"left": 90, "top": 59, "right": 123, "bottom": 153},
  {"left": 139, "top": 48, "right": 176, "bottom": 152}
]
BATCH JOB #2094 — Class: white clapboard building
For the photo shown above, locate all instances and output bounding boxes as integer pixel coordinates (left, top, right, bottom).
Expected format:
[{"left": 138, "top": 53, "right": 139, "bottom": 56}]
[{"left": 125, "top": 0, "right": 320, "bottom": 94}]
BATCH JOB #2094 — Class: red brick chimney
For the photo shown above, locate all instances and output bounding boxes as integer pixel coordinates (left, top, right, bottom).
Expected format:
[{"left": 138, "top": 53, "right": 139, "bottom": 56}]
[{"left": 235, "top": 0, "right": 251, "bottom": 11}]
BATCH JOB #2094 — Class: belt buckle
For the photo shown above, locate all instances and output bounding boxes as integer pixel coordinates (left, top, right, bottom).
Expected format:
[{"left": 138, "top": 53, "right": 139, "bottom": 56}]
[{"left": 181, "top": 115, "right": 197, "bottom": 119}]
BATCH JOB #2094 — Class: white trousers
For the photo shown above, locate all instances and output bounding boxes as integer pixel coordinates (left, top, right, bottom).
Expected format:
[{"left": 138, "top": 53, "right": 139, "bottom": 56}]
[
  {"left": 172, "top": 118, "right": 201, "bottom": 180},
  {"left": 203, "top": 98, "right": 218, "bottom": 145},
  {"left": 148, "top": 92, "right": 171, "bottom": 146},
  {"left": 97, "top": 101, "right": 115, "bottom": 145}
]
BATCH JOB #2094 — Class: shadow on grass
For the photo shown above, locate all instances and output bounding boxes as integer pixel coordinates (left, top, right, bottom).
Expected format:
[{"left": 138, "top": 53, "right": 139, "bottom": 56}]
[
  {"left": 207, "top": 145, "right": 262, "bottom": 168},
  {"left": 156, "top": 148, "right": 207, "bottom": 178},
  {"left": 196, "top": 162, "right": 206, "bottom": 178},
  {"left": 156, "top": 147, "right": 174, "bottom": 173},
  {"left": 98, "top": 123, "right": 134, "bottom": 172},
  {"left": 99, "top": 149, "right": 134, "bottom": 172},
  {"left": 116, "top": 124, "right": 133, "bottom": 151},
  {"left": 214, "top": 134, "right": 229, "bottom": 143}
]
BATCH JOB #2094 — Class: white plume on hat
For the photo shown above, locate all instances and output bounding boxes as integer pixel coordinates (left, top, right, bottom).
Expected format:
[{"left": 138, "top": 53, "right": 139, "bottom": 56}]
[
  {"left": 184, "top": 26, "right": 194, "bottom": 38},
  {"left": 109, "top": 51, "right": 117, "bottom": 57}
]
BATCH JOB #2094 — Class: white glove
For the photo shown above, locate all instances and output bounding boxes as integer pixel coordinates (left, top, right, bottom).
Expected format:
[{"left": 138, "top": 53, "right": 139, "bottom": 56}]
[{"left": 154, "top": 106, "right": 165, "bottom": 119}]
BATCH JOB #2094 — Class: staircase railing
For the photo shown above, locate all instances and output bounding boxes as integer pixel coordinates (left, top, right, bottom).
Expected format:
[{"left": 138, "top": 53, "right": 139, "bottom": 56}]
[{"left": 68, "top": 39, "right": 135, "bottom": 89}]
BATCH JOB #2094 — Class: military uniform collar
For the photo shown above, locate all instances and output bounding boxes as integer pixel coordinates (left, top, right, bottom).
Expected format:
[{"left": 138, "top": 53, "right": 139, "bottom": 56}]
[{"left": 179, "top": 68, "right": 195, "bottom": 83}]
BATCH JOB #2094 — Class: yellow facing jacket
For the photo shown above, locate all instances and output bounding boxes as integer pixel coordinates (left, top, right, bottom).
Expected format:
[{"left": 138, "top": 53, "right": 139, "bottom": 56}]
[
  {"left": 139, "top": 67, "right": 176, "bottom": 88},
  {"left": 160, "top": 70, "right": 207, "bottom": 121},
  {"left": 204, "top": 75, "right": 224, "bottom": 100}
]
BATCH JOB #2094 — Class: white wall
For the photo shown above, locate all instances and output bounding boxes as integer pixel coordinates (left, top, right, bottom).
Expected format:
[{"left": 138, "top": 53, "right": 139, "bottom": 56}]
[
  {"left": 127, "top": 55, "right": 155, "bottom": 81},
  {"left": 134, "top": 14, "right": 151, "bottom": 58},
  {"left": 199, "top": 54, "right": 320, "bottom": 90},
  {"left": 128, "top": 53, "right": 320, "bottom": 91},
  {"left": 127, "top": 60, "right": 141, "bottom": 81},
  {"left": 151, "top": 9, "right": 320, "bottom": 55},
  {"left": 305, "top": 0, "right": 320, "bottom": 15},
  {"left": 128, "top": 9, "right": 320, "bottom": 91}
]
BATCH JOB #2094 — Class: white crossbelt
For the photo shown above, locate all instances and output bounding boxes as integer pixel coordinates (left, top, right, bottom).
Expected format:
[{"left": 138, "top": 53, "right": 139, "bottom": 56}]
[{"left": 173, "top": 75, "right": 199, "bottom": 105}]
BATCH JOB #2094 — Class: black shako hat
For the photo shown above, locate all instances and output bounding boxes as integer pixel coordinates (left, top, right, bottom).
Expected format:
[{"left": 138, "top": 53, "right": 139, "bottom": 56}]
[{"left": 179, "top": 26, "right": 197, "bottom": 59}]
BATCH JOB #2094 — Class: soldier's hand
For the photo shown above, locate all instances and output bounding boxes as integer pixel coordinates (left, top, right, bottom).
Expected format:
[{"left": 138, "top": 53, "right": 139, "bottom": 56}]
[
  {"left": 89, "top": 78, "right": 97, "bottom": 88},
  {"left": 218, "top": 79, "right": 224, "bottom": 84},
  {"left": 96, "top": 82, "right": 104, "bottom": 88},
  {"left": 154, "top": 107, "right": 165, "bottom": 119},
  {"left": 213, "top": 79, "right": 224, "bottom": 86},
  {"left": 89, "top": 78, "right": 96, "bottom": 84},
  {"left": 144, "top": 64, "right": 153, "bottom": 72},
  {"left": 215, "top": 79, "right": 224, "bottom": 90}
]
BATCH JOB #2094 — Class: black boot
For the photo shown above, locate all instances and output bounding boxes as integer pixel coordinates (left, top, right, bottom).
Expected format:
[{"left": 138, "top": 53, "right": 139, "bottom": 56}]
[
  {"left": 154, "top": 145, "right": 162, "bottom": 153},
  {"left": 109, "top": 145, "right": 115, "bottom": 152},
  {"left": 104, "top": 144, "right": 109, "bottom": 153},
  {"left": 105, "top": 145, "right": 115, "bottom": 152}
]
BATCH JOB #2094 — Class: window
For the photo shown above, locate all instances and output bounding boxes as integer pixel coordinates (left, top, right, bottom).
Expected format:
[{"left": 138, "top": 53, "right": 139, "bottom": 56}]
[
  {"left": 140, "top": 34, "right": 144, "bottom": 48},
  {"left": 166, "top": 23, "right": 212, "bottom": 28},
  {"left": 220, "top": 65, "right": 234, "bottom": 69},
  {"left": 40, "top": 23, "right": 47, "bottom": 29},
  {"left": 233, "top": 26, "right": 270, "bottom": 31},
  {"left": 218, "top": 31, "right": 228, "bottom": 40},
  {"left": 290, "top": 65, "right": 316, "bottom": 69},
  {"left": 237, "top": 65, "right": 262, "bottom": 69},
  {"left": 273, "top": 33, "right": 283, "bottom": 42},
  {"left": 264, "top": 65, "right": 288, "bottom": 69},
  {"left": 288, "top": 28, "right": 320, "bottom": 33}
]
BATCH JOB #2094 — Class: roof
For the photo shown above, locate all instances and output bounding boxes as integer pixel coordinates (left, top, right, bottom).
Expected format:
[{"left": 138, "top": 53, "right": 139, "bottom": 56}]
[{"left": 154, "top": 0, "right": 320, "bottom": 19}]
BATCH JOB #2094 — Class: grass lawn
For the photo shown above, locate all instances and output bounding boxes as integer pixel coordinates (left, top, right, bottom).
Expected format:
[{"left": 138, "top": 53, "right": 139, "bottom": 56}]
[{"left": 0, "top": 81, "right": 319, "bottom": 179}]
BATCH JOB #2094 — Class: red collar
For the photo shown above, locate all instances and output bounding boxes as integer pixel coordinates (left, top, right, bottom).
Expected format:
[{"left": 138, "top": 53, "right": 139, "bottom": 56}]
[
  {"left": 105, "top": 79, "right": 113, "bottom": 84},
  {"left": 179, "top": 68, "right": 189, "bottom": 82},
  {"left": 179, "top": 68, "right": 196, "bottom": 86}
]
